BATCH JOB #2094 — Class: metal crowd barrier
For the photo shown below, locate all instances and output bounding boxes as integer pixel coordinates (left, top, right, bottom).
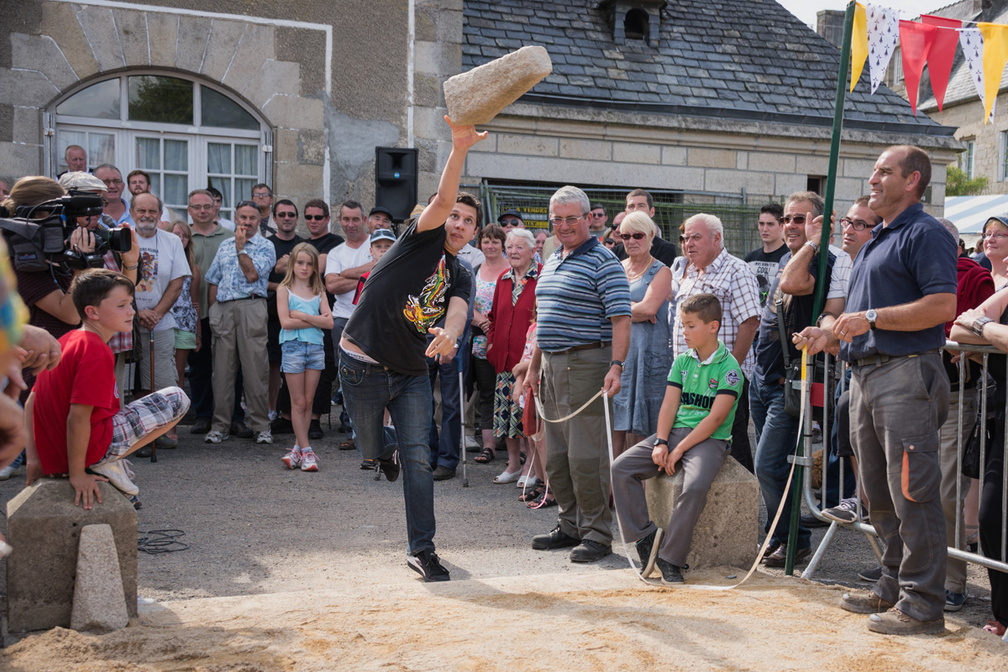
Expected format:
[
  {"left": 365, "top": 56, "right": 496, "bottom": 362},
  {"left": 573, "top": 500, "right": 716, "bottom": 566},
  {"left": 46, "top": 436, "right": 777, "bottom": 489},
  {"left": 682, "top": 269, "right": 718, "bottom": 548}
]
[{"left": 796, "top": 341, "right": 1008, "bottom": 582}]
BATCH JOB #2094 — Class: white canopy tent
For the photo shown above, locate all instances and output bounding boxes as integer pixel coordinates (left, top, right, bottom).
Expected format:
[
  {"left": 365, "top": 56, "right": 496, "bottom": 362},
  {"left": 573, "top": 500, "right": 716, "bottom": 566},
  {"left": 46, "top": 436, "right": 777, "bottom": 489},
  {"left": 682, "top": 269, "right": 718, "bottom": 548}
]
[{"left": 944, "top": 195, "right": 1008, "bottom": 234}]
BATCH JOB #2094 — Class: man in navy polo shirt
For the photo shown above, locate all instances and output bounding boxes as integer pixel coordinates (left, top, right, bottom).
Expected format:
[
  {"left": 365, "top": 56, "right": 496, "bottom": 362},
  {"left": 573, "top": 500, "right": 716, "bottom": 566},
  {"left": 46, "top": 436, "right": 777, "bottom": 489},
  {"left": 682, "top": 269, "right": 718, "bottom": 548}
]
[
  {"left": 523, "top": 185, "right": 631, "bottom": 564},
  {"left": 833, "top": 145, "right": 958, "bottom": 636}
]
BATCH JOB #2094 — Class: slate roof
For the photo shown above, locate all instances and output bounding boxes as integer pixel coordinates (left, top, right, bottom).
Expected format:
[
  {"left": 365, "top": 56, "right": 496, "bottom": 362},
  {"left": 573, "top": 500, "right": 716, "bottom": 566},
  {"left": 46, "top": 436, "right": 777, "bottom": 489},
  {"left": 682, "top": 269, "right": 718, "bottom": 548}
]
[
  {"left": 463, "top": 0, "right": 955, "bottom": 137},
  {"left": 919, "top": 0, "right": 1008, "bottom": 111}
]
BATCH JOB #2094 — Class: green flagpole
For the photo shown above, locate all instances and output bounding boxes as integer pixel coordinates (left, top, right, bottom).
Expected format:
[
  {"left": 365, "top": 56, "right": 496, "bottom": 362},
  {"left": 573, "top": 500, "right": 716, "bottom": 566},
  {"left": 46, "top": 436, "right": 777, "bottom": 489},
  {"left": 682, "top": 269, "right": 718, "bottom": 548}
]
[{"left": 784, "top": 0, "right": 856, "bottom": 576}]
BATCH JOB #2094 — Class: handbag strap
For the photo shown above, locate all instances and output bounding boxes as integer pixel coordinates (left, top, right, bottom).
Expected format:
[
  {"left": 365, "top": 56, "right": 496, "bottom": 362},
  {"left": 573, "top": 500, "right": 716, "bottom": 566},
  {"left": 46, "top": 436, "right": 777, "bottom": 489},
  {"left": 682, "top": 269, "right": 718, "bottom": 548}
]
[{"left": 776, "top": 298, "right": 792, "bottom": 369}]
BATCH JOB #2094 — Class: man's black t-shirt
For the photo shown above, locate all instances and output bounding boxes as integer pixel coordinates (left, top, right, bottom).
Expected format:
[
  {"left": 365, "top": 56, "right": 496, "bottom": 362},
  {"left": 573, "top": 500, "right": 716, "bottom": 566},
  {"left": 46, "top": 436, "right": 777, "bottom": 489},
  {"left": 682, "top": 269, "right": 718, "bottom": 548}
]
[
  {"left": 266, "top": 234, "right": 306, "bottom": 287},
  {"left": 745, "top": 244, "right": 788, "bottom": 306},
  {"left": 344, "top": 222, "right": 472, "bottom": 376},
  {"left": 306, "top": 232, "right": 344, "bottom": 256}
]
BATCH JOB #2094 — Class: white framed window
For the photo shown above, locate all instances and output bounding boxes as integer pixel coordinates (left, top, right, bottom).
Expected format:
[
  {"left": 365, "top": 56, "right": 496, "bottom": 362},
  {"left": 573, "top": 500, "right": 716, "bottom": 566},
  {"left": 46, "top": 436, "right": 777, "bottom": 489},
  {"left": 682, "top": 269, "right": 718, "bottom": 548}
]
[
  {"left": 47, "top": 72, "right": 270, "bottom": 217},
  {"left": 961, "top": 139, "right": 975, "bottom": 179},
  {"left": 1001, "top": 131, "right": 1008, "bottom": 182},
  {"left": 886, "top": 48, "right": 904, "bottom": 89}
]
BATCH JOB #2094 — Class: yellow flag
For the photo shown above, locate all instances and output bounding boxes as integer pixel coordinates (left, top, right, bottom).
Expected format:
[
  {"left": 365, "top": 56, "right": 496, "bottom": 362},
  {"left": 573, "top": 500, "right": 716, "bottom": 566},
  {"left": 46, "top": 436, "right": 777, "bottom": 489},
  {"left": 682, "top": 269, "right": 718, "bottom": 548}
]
[
  {"left": 851, "top": 2, "right": 868, "bottom": 92},
  {"left": 979, "top": 22, "right": 1008, "bottom": 123}
]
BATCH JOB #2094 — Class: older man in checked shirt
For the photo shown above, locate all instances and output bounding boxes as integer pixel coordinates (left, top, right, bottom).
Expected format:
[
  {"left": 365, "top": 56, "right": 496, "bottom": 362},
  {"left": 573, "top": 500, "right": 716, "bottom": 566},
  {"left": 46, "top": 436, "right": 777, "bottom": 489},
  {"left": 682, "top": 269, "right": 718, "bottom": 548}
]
[{"left": 671, "top": 213, "right": 761, "bottom": 473}]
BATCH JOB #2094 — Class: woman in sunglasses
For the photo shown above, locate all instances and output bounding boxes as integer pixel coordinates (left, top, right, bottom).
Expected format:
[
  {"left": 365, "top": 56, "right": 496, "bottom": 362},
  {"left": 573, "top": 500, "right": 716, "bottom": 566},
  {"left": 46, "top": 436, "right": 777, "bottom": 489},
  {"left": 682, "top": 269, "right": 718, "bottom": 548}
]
[{"left": 611, "top": 211, "right": 672, "bottom": 458}]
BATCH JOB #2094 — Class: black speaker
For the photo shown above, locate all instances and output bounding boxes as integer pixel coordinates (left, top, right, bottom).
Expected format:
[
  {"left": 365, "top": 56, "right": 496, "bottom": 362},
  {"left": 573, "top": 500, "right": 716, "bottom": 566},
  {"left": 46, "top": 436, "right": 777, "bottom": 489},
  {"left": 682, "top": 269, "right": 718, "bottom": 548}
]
[{"left": 375, "top": 147, "right": 418, "bottom": 222}]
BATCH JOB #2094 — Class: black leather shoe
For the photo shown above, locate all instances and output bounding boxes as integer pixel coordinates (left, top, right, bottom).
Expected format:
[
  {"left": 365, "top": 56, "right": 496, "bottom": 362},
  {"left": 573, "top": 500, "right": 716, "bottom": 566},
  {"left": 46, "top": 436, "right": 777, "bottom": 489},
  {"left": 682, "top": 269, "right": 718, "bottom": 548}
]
[
  {"left": 570, "top": 539, "right": 612, "bottom": 563},
  {"left": 229, "top": 420, "right": 253, "bottom": 439},
  {"left": 532, "top": 525, "right": 580, "bottom": 550},
  {"left": 190, "top": 416, "right": 211, "bottom": 435},
  {"left": 308, "top": 419, "right": 323, "bottom": 440},
  {"left": 270, "top": 416, "right": 294, "bottom": 435},
  {"left": 431, "top": 466, "right": 455, "bottom": 481}
]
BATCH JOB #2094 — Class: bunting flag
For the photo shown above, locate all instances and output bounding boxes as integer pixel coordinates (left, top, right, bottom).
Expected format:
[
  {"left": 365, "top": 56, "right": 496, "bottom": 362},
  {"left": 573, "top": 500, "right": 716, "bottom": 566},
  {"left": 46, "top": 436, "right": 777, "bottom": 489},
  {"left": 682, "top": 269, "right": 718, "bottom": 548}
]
[
  {"left": 898, "top": 20, "right": 935, "bottom": 115},
  {"left": 979, "top": 22, "right": 1008, "bottom": 123},
  {"left": 920, "top": 14, "right": 962, "bottom": 111},
  {"left": 959, "top": 28, "right": 994, "bottom": 122},
  {"left": 850, "top": 2, "right": 868, "bottom": 92},
  {"left": 867, "top": 4, "right": 900, "bottom": 93}
]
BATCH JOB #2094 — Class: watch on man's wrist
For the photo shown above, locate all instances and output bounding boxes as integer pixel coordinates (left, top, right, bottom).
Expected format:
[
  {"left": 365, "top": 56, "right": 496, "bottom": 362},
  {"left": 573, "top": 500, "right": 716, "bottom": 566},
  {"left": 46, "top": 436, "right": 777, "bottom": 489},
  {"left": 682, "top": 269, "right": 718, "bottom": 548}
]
[
  {"left": 804, "top": 241, "right": 819, "bottom": 254},
  {"left": 610, "top": 360, "right": 625, "bottom": 369},
  {"left": 653, "top": 437, "right": 669, "bottom": 448},
  {"left": 973, "top": 316, "right": 994, "bottom": 338},
  {"left": 865, "top": 309, "right": 878, "bottom": 330}
]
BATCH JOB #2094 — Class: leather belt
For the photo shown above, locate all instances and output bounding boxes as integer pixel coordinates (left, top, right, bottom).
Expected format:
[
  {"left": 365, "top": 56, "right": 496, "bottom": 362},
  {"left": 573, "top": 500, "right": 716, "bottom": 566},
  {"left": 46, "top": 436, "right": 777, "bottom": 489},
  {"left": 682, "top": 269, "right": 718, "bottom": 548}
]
[
  {"left": 853, "top": 352, "right": 920, "bottom": 368},
  {"left": 556, "top": 341, "right": 608, "bottom": 354},
  {"left": 223, "top": 295, "right": 265, "bottom": 302}
]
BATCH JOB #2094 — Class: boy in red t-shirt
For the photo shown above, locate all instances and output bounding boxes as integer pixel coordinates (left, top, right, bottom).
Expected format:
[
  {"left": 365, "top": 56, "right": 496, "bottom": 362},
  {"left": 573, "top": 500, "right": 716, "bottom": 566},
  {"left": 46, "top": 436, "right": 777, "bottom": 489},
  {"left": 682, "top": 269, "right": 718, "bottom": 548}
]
[
  {"left": 352, "top": 229, "right": 396, "bottom": 305},
  {"left": 25, "top": 269, "right": 190, "bottom": 510}
]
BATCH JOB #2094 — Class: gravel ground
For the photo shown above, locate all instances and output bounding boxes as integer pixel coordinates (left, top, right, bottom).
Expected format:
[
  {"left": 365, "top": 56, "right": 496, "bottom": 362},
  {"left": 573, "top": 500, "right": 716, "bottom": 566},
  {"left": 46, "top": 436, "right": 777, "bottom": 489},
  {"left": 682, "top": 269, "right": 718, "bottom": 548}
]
[{"left": 0, "top": 410, "right": 997, "bottom": 631}]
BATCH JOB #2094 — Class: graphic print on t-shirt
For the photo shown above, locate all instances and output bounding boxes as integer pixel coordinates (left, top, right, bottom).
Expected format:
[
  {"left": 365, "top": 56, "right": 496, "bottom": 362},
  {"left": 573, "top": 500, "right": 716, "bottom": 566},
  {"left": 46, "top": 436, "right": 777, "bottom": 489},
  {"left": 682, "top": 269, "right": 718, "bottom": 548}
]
[
  {"left": 137, "top": 247, "right": 158, "bottom": 293},
  {"left": 403, "top": 255, "right": 448, "bottom": 334}
]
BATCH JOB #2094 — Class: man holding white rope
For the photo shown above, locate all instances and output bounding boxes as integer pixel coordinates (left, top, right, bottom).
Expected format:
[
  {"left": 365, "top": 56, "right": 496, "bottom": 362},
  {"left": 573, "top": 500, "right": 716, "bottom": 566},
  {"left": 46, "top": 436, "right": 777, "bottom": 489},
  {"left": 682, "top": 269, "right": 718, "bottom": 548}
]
[
  {"left": 524, "top": 185, "right": 630, "bottom": 564},
  {"left": 833, "top": 145, "right": 957, "bottom": 636}
]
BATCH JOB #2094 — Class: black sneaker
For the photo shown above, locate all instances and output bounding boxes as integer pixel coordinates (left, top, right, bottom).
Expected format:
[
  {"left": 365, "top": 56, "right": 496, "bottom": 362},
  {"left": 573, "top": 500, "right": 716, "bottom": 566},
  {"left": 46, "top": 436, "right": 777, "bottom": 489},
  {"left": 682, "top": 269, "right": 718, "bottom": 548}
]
[
  {"left": 377, "top": 451, "right": 400, "bottom": 482},
  {"left": 229, "top": 420, "right": 253, "bottom": 439},
  {"left": 656, "top": 557, "right": 685, "bottom": 584},
  {"left": 570, "top": 539, "right": 612, "bottom": 563},
  {"left": 360, "top": 459, "right": 377, "bottom": 470},
  {"left": 407, "top": 552, "right": 451, "bottom": 584},
  {"left": 308, "top": 419, "right": 323, "bottom": 440},
  {"left": 270, "top": 416, "right": 294, "bottom": 435},
  {"left": 190, "top": 416, "right": 212, "bottom": 435},
  {"left": 635, "top": 527, "right": 664, "bottom": 578},
  {"left": 532, "top": 524, "right": 580, "bottom": 550},
  {"left": 407, "top": 549, "right": 450, "bottom": 582}
]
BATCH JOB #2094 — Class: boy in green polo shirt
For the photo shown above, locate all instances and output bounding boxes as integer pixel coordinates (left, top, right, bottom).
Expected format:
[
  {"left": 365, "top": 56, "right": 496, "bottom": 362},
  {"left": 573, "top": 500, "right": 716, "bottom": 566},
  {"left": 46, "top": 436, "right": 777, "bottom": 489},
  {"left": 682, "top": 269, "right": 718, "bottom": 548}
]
[{"left": 611, "top": 293, "right": 744, "bottom": 584}]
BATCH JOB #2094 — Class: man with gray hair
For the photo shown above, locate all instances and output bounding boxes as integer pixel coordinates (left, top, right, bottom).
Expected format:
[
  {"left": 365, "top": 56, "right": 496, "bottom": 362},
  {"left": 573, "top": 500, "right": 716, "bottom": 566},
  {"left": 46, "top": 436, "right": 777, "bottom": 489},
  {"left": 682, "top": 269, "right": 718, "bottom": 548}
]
[
  {"left": 523, "top": 185, "right": 631, "bottom": 564},
  {"left": 751, "top": 191, "right": 845, "bottom": 568},
  {"left": 131, "top": 192, "right": 189, "bottom": 400},
  {"left": 672, "top": 212, "right": 761, "bottom": 473}
]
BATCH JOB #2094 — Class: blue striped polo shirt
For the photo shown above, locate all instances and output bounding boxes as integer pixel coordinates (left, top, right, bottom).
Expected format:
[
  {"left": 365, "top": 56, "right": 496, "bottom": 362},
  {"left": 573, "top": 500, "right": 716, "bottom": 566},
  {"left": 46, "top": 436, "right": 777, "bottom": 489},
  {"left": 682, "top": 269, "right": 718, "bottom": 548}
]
[{"left": 535, "top": 237, "right": 631, "bottom": 352}]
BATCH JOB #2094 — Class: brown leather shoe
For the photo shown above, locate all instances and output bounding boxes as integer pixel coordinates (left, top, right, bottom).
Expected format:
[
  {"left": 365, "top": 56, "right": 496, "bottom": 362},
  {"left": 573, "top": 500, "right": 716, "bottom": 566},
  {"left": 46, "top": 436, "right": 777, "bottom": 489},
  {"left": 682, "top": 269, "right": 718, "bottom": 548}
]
[
  {"left": 868, "top": 609, "right": 944, "bottom": 635},
  {"left": 840, "top": 591, "right": 896, "bottom": 614}
]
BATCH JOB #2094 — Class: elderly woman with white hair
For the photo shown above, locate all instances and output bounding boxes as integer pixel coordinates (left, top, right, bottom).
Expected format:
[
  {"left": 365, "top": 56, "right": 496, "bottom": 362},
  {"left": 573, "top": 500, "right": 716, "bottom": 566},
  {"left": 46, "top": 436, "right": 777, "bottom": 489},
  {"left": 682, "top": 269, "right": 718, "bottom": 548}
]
[
  {"left": 611, "top": 211, "right": 672, "bottom": 456},
  {"left": 486, "top": 228, "right": 542, "bottom": 486}
]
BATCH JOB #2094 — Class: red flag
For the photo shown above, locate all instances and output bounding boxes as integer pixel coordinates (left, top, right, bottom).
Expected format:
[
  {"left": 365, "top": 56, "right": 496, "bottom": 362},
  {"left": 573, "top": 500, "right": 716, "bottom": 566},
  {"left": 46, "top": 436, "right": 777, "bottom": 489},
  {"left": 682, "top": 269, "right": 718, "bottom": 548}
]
[
  {"left": 899, "top": 20, "right": 936, "bottom": 115},
  {"left": 921, "top": 14, "right": 963, "bottom": 111}
]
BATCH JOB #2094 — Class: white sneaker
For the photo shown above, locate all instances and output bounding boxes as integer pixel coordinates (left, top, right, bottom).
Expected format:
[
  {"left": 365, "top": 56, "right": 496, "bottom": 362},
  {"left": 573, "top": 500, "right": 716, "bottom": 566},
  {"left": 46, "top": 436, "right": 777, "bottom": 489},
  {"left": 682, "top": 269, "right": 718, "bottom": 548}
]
[
  {"left": 90, "top": 458, "right": 139, "bottom": 496},
  {"left": 0, "top": 463, "right": 24, "bottom": 480},
  {"left": 204, "top": 430, "right": 228, "bottom": 444},
  {"left": 256, "top": 429, "right": 273, "bottom": 444}
]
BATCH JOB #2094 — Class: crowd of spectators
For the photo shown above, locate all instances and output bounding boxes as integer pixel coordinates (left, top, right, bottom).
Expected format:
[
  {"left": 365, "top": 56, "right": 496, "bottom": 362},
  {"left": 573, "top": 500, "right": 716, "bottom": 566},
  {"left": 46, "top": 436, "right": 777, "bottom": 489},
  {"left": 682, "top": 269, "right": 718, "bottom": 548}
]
[{"left": 0, "top": 135, "right": 1005, "bottom": 636}]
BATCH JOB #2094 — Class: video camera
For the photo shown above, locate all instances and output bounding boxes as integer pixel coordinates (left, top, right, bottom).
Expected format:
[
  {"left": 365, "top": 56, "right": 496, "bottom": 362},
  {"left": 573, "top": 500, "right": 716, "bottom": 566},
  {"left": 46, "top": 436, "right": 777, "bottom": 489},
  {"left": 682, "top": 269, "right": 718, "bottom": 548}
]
[{"left": 0, "top": 190, "right": 132, "bottom": 272}]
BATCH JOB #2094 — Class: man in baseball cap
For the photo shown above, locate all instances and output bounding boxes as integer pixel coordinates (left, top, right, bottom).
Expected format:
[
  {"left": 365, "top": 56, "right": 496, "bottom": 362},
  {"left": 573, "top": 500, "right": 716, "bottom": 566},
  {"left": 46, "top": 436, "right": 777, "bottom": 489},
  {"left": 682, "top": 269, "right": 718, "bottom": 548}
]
[
  {"left": 497, "top": 208, "right": 524, "bottom": 234},
  {"left": 368, "top": 206, "right": 394, "bottom": 233}
]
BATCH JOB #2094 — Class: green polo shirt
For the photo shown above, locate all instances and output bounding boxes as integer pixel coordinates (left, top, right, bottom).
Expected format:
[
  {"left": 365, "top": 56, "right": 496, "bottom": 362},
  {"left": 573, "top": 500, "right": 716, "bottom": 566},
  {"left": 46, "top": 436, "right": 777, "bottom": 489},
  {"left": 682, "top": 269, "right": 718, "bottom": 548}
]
[
  {"left": 190, "top": 223, "right": 233, "bottom": 319},
  {"left": 668, "top": 340, "right": 743, "bottom": 441}
]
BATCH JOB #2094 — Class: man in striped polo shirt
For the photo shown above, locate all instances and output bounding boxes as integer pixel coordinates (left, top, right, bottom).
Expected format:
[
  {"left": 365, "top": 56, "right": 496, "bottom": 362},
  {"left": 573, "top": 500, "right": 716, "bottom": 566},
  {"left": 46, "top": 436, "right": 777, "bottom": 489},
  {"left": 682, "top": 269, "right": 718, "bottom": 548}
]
[{"left": 524, "top": 185, "right": 631, "bottom": 563}]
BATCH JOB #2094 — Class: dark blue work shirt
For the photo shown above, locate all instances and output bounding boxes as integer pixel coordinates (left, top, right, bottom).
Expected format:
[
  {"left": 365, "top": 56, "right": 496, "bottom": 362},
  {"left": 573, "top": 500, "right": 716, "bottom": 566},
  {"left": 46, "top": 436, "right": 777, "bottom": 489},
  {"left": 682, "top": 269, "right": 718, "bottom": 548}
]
[{"left": 841, "top": 203, "right": 957, "bottom": 362}]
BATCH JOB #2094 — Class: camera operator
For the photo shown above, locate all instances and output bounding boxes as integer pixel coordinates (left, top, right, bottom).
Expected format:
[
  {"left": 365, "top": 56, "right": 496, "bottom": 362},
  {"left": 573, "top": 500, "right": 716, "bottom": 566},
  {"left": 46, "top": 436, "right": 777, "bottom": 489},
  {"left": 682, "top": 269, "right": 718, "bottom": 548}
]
[{"left": 58, "top": 172, "right": 140, "bottom": 401}]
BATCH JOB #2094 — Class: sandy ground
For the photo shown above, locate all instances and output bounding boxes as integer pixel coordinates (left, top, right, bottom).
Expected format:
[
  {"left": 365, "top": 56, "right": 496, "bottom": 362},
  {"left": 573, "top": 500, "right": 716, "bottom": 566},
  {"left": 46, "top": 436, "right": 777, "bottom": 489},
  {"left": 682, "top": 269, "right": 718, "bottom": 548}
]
[{"left": 1, "top": 414, "right": 1005, "bottom": 670}]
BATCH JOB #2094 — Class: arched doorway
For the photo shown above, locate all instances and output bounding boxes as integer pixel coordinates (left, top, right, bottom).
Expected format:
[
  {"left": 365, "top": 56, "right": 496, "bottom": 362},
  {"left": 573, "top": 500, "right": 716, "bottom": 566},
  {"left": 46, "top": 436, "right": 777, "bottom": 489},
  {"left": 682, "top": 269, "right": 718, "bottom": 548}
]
[{"left": 47, "top": 72, "right": 271, "bottom": 220}]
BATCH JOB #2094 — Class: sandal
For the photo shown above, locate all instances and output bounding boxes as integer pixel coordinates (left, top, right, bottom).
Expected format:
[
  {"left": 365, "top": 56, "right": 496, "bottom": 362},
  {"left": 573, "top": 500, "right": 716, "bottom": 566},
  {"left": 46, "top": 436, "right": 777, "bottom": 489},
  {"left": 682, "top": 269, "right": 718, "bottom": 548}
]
[
  {"left": 339, "top": 437, "right": 355, "bottom": 451},
  {"left": 528, "top": 489, "right": 557, "bottom": 509},
  {"left": 519, "top": 485, "right": 544, "bottom": 502},
  {"left": 474, "top": 447, "right": 495, "bottom": 464}
]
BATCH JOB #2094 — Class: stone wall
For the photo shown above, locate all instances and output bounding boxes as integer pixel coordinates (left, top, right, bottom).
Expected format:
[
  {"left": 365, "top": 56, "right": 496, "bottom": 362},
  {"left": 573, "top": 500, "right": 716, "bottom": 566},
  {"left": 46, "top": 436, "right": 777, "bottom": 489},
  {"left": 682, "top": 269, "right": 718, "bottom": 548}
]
[{"left": 926, "top": 94, "right": 1008, "bottom": 195}]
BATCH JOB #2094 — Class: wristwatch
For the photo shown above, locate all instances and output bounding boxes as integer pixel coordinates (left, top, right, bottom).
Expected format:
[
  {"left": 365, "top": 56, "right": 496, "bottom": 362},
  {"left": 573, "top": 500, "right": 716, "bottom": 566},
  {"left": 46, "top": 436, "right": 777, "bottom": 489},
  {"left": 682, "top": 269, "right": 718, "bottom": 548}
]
[
  {"left": 237, "top": 249, "right": 249, "bottom": 256},
  {"left": 804, "top": 241, "right": 819, "bottom": 254},
  {"left": 865, "top": 309, "right": 878, "bottom": 330},
  {"left": 610, "top": 360, "right": 625, "bottom": 369},
  {"left": 973, "top": 316, "right": 994, "bottom": 337},
  {"left": 653, "top": 437, "right": 669, "bottom": 448}
]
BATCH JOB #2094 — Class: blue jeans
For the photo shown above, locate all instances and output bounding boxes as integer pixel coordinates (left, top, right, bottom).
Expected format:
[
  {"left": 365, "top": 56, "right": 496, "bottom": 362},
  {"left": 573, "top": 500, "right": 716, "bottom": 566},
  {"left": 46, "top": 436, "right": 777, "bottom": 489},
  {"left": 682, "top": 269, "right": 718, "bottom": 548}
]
[
  {"left": 750, "top": 374, "right": 809, "bottom": 549},
  {"left": 427, "top": 354, "right": 461, "bottom": 471},
  {"left": 339, "top": 352, "right": 436, "bottom": 555}
]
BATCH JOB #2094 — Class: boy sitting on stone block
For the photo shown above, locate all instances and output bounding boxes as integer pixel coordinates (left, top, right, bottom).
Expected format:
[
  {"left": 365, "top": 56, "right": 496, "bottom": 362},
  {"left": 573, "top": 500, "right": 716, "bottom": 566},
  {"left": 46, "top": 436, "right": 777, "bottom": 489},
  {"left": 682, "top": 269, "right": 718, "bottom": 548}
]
[
  {"left": 611, "top": 293, "right": 743, "bottom": 584},
  {"left": 25, "top": 268, "right": 189, "bottom": 510}
]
